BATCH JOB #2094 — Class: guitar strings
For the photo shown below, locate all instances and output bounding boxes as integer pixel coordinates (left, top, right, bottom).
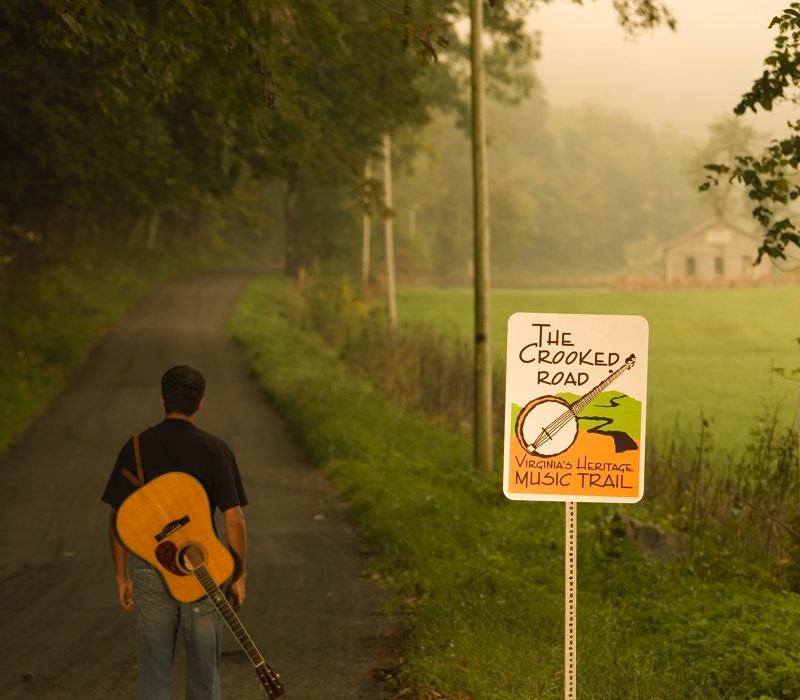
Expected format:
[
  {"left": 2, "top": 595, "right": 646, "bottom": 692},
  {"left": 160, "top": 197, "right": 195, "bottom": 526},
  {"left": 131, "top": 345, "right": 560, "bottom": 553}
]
[
  {"left": 181, "top": 541, "right": 265, "bottom": 665},
  {"left": 184, "top": 545, "right": 282, "bottom": 692},
  {"left": 177, "top": 535, "right": 283, "bottom": 693}
]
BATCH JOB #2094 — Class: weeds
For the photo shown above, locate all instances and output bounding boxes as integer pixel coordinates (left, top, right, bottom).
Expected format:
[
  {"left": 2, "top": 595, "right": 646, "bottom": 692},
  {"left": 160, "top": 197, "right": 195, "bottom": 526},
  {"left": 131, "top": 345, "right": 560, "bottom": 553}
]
[
  {"left": 297, "top": 272, "right": 800, "bottom": 589},
  {"left": 642, "top": 409, "right": 798, "bottom": 586},
  {"left": 291, "top": 275, "right": 511, "bottom": 437}
]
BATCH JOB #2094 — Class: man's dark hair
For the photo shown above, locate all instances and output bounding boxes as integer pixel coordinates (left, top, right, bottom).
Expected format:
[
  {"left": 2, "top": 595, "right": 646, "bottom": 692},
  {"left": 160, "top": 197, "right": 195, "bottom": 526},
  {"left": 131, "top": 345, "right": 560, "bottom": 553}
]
[{"left": 161, "top": 365, "right": 206, "bottom": 415}]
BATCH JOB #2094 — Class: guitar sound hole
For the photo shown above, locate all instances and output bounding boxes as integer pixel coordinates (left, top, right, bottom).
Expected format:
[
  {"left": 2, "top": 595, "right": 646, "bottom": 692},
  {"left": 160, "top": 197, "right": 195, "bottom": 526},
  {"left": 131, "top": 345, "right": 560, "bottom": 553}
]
[{"left": 177, "top": 543, "right": 207, "bottom": 573}]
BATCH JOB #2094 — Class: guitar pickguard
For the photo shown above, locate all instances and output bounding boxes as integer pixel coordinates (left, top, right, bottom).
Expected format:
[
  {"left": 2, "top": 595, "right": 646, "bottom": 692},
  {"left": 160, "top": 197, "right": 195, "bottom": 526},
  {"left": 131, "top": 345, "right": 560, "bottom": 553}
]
[{"left": 154, "top": 540, "right": 186, "bottom": 577}]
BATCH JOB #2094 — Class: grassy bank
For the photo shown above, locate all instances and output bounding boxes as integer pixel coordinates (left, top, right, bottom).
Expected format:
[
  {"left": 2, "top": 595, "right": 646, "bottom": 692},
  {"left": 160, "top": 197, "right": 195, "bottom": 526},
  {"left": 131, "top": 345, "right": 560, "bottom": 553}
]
[{"left": 231, "top": 275, "right": 800, "bottom": 699}]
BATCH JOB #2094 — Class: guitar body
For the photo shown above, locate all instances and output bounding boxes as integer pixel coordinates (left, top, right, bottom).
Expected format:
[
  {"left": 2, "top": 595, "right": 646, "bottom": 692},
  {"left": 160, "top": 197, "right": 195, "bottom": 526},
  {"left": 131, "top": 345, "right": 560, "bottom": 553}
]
[
  {"left": 115, "top": 472, "right": 234, "bottom": 603},
  {"left": 516, "top": 395, "right": 579, "bottom": 457}
]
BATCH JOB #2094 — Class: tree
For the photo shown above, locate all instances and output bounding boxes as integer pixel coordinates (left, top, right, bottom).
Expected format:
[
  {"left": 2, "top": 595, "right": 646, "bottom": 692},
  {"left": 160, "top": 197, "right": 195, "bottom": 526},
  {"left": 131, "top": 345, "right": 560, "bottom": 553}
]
[
  {"left": 393, "top": 98, "right": 703, "bottom": 281},
  {"left": 699, "top": 4, "right": 800, "bottom": 474},
  {"left": 0, "top": 1, "right": 455, "bottom": 275},
  {"left": 692, "top": 116, "right": 763, "bottom": 222},
  {"left": 0, "top": 0, "right": 674, "bottom": 275},
  {"left": 701, "top": 3, "right": 800, "bottom": 264},
  {"left": 0, "top": 0, "right": 275, "bottom": 253}
]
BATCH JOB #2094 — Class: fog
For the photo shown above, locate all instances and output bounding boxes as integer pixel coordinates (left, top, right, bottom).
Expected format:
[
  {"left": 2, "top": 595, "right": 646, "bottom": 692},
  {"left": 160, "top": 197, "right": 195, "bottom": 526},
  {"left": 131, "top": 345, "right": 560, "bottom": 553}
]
[{"left": 529, "top": 0, "right": 794, "bottom": 137}]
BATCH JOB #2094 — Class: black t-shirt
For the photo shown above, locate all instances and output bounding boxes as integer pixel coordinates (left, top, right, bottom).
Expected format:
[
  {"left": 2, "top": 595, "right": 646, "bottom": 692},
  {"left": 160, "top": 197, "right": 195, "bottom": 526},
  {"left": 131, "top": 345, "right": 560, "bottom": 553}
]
[{"left": 101, "top": 418, "right": 248, "bottom": 514}]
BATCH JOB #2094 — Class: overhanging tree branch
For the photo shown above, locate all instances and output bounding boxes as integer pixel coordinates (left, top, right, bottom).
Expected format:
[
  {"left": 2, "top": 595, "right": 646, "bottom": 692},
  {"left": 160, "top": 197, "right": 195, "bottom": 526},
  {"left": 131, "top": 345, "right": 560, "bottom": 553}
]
[{"left": 701, "top": 3, "right": 800, "bottom": 263}]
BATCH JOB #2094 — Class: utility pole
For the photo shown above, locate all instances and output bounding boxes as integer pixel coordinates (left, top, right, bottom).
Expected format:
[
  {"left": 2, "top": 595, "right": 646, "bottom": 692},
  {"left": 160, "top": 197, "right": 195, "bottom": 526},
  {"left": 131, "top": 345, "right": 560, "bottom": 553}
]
[
  {"left": 383, "top": 133, "right": 397, "bottom": 327},
  {"left": 362, "top": 160, "right": 372, "bottom": 292},
  {"left": 470, "top": 0, "right": 492, "bottom": 471}
]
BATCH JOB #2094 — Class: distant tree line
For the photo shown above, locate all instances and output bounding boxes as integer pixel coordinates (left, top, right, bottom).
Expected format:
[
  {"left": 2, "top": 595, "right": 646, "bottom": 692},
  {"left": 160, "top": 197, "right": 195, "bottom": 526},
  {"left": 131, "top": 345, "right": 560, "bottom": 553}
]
[
  {"left": 391, "top": 97, "right": 716, "bottom": 282},
  {"left": 0, "top": 0, "right": 687, "bottom": 283}
]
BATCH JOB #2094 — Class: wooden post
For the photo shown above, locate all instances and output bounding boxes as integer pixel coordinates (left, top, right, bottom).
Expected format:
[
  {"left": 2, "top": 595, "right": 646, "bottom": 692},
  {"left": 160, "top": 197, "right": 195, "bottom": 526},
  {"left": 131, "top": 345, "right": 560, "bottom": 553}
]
[
  {"left": 470, "top": 0, "right": 492, "bottom": 471},
  {"left": 383, "top": 133, "right": 397, "bottom": 327},
  {"left": 362, "top": 161, "right": 372, "bottom": 292}
]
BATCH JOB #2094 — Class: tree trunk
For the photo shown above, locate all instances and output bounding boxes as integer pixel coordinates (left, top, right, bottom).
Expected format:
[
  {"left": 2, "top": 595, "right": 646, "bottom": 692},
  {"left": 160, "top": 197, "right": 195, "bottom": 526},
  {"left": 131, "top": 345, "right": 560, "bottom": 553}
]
[
  {"left": 145, "top": 209, "right": 161, "bottom": 251},
  {"left": 127, "top": 218, "right": 145, "bottom": 249},
  {"left": 283, "top": 175, "right": 302, "bottom": 278}
]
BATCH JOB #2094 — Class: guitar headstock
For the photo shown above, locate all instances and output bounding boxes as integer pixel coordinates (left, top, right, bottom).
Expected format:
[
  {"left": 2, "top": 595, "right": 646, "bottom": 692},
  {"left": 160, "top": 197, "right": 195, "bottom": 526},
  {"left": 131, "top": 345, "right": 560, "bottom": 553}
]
[{"left": 256, "top": 662, "right": 285, "bottom": 698}]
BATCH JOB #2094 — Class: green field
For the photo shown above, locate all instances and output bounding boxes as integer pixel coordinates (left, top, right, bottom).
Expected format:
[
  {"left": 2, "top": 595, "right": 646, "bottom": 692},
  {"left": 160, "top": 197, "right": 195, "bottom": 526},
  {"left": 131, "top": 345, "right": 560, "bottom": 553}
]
[{"left": 397, "top": 285, "right": 800, "bottom": 450}]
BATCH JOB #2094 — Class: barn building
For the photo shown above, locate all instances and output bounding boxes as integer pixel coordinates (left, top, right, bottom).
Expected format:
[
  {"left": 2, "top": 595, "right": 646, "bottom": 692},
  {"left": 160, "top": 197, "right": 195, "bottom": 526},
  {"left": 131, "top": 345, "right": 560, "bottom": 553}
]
[{"left": 663, "top": 219, "right": 774, "bottom": 287}]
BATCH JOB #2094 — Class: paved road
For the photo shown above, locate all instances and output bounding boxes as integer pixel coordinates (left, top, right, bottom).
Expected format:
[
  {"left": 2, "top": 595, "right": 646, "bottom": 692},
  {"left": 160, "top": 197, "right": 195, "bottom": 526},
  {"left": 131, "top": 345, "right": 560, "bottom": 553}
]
[{"left": 0, "top": 270, "right": 397, "bottom": 699}]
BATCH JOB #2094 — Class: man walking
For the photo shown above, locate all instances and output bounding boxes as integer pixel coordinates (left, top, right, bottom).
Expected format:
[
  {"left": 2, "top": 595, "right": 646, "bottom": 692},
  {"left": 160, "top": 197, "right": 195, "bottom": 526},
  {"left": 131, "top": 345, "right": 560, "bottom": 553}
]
[{"left": 101, "top": 365, "right": 248, "bottom": 699}]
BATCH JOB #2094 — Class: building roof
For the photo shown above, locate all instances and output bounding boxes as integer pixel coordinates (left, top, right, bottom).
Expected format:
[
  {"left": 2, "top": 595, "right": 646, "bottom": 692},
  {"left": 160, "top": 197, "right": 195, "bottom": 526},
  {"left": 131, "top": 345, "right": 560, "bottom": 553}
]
[{"left": 662, "top": 218, "right": 761, "bottom": 252}]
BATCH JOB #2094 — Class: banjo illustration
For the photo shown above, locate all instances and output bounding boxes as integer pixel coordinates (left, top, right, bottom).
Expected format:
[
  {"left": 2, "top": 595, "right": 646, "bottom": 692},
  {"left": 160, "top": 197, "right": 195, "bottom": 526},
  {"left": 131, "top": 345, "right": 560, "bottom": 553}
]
[{"left": 515, "top": 353, "right": 636, "bottom": 457}]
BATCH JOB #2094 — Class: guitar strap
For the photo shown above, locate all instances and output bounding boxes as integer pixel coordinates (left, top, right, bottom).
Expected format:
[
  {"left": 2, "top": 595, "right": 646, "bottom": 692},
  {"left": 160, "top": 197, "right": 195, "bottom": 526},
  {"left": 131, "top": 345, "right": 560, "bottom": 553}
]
[{"left": 121, "top": 434, "right": 145, "bottom": 489}]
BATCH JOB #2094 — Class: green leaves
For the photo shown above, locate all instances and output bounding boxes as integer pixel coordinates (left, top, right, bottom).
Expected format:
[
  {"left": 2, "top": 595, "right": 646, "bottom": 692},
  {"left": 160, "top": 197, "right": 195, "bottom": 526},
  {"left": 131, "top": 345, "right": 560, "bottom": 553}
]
[
  {"left": 737, "top": 4, "right": 800, "bottom": 117},
  {"left": 701, "top": 5, "right": 800, "bottom": 261},
  {"left": 1, "top": 0, "right": 264, "bottom": 226},
  {"left": 611, "top": 0, "right": 677, "bottom": 34},
  {"left": 703, "top": 139, "right": 800, "bottom": 261}
]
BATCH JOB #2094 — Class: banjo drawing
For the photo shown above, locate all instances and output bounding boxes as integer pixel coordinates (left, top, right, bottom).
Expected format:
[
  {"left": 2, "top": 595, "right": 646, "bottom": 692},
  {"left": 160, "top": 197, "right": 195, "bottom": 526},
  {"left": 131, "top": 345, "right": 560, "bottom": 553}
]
[{"left": 515, "top": 353, "right": 636, "bottom": 457}]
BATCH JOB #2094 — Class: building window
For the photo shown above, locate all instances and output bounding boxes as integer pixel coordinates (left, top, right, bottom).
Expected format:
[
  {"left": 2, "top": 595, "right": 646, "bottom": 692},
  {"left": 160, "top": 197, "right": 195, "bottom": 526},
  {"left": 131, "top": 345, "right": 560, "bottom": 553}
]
[
  {"left": 686, "top": 257, "right": 696, "bottom": 276},
  {"left": 714, "top": 256, "right": 724, "bottom": 274}
]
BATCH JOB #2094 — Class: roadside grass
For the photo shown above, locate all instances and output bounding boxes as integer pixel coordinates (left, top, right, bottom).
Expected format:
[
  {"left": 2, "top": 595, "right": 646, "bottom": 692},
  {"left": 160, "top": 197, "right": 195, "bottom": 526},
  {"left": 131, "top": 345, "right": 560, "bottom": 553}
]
[
  {"left": 231, "top": 275, "right": 800, "bottom": 699},
  {"left": 1, "top": 262, "right": 140, "bottom": 451},
  {"left": 397, "top": 286, "right": 800, "bottom": 452}
]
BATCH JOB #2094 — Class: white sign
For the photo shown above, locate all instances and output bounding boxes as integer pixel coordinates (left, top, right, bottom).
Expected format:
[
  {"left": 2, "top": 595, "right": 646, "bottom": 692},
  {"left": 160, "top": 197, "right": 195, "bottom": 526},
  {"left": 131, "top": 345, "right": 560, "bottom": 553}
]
[{"left": 503, "top": 313, "right": 649, "bottom": 503}]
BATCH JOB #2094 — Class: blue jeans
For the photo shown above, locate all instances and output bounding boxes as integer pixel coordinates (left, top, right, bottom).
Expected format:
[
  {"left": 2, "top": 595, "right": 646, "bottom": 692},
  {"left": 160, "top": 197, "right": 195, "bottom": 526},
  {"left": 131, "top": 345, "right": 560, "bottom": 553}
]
[{"left": 131, "top": 559, "right": 223, "bottom": 700}]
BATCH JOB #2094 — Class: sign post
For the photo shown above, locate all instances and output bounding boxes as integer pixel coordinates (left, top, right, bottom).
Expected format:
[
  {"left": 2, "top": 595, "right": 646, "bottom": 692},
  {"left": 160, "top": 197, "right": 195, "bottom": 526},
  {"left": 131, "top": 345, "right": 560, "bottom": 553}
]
[
  {"left": 502, "top": 313, "right": 649, "bottom": 698},
  {"left": 565, "top": 500, "right": 577, "bottom": 700}
]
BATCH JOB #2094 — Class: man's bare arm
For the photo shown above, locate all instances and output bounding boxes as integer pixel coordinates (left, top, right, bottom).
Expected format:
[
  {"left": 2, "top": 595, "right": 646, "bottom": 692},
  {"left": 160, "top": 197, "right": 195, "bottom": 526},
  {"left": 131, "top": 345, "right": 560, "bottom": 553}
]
[
  {"left": 109, "top": 510, "right": 134, "bottom": 611},
  {"left": 223, "top": 506, "right": 247, "bottom": 609}
]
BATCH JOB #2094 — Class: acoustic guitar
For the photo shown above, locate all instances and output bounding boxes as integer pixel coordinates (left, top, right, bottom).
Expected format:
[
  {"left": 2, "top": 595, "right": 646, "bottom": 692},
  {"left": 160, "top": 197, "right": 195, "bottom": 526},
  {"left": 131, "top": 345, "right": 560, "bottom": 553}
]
[
  {"left": 515, "top": 353, "right": 637, "bottom": 457},
  {"left": 115, "top": 471, "right": 285, "bottom": 698}
]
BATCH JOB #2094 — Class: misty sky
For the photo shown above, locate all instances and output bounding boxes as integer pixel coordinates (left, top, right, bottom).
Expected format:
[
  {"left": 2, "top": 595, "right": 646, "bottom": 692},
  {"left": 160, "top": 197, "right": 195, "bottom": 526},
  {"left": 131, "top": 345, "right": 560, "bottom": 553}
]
[{"left": 529, "top": 0, "right": 794, "bottom": 138}]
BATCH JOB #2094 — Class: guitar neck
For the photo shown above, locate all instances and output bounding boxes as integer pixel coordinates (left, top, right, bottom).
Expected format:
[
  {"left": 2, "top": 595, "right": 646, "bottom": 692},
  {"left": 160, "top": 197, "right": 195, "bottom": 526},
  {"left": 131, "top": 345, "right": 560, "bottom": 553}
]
[
  {"left": 192, "top": 564, "right": 265, "bottom": 667},
  {"left": 192, "top": 563, "right": 285, "bottom": 698}
]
